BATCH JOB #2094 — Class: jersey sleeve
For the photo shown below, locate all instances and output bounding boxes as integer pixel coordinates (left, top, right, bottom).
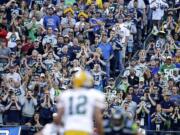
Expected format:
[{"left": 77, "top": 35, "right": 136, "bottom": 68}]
[
  {"left": 57, "top": 92, "right": 66, "bottom": 109},
  {"left": 93, "top": 90, "right": 105, "bottom": 109},
  {"left": 41, "top": 124, "right": 51, "bottom": 135}
]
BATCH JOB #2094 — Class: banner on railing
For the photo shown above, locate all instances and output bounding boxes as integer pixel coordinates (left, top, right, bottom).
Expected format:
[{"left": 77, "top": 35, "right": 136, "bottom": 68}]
[{"left": 0, "top": 127, "right": 21, "bottom": 135}]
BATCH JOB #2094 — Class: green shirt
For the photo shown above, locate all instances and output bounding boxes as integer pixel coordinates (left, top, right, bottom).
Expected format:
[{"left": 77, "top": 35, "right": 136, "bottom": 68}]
[
  {"left": 160, "top": 64, "right": 176, "bottom": 73},
  {"left": 54, "top": 89, "right": 61, "bottom": 97}
]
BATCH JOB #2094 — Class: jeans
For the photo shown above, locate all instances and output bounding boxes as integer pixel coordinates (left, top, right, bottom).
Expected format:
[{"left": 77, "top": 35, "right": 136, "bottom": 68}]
[
  {"left": 21, "top": 116, "right": 33, "bottom": 124},
  {"left": 118, "top": 51, "right": 124, "bottom": 71},
  {"left": 105, "top": 60, "right": 110, "bottom": 80},
  {"left": 114, "top": 51, "right": 124, "bottom": 71}
]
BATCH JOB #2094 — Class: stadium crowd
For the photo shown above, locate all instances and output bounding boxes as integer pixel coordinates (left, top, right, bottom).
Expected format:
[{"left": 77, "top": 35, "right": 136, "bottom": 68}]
[{"left": 0, "top": 0, "right": 179, "bottom": 134}]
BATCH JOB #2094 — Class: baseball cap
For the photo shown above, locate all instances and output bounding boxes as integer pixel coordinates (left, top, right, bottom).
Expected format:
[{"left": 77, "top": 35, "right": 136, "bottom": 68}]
[
  {"left": 46, "top": 41, "right": 51, "bottom": 45},
  {"left": 48, "top": 5, "right": 55, "bottom": 10},
  {"left": 106, "top": 86, "right": 112, "bottom": 89},
  {"left": 34, "top": 39, "right": 40, "bottom": 42},
  {"left": 134, "top": 85, "right": 139, "bottom": 88},
  {"left": 16, "top": 38, "right": 21, "bottom": 41},
  {"left": 121, "top": 74, "right": 127, "bottom": 79},
  {"left": 11, "top": 0, "right": 16, "bottom": 3},
  {"left": 166, "top": 56, "right": 172, "bottom": 60},
  {"left": 168, "top": 11, "right": 173, "bottom": 16},
  {"left": 158, "top": 31, "right": 166, "bottom": 35},
  {"left": 109, "top": 78, "right": 115, "bottom": 81},
  {"left": 139, "top": 77, "right": 144, "bottom": 82},
  {"left": 10, "top": 52, "right": 16, "bottom": 55},
  {"left": 168, "top": 78, "right": 174, "bottom": 82},
  {"left": 40, "top": 73, "right": 45, "bottom": 77},
  {"left": 64, "top": 35, "right": 69, "bottom": 38},
  {"left": 52, "top": 113, "right": 58, "bottom": 117},
  {"left": 9, "top": 65, "right": 14, "bottom": 68},
  {"left": 54, "top": 28, "right": 58, "bottom": 32}
]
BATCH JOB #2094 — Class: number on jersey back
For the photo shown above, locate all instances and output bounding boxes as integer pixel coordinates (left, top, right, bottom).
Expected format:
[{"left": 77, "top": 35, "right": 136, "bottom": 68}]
[{"left": 68, "top": 95, "right": 87, "bottom": 115}]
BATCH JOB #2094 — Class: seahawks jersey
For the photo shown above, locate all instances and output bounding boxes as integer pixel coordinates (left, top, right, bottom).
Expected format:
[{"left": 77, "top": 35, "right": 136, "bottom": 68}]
[
  {"left": 104, "top": 118, "right": 138, "bottom": 135},
  {"left": 57, "top": 88, "right": 105, "bottom": 133},
  {"left": 42, "top": 34, "right": 57, "bottom": 47}
]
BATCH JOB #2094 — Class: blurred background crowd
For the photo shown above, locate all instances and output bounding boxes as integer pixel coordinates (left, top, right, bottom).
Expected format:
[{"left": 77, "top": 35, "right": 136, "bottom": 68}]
[{"left": 0, "top": 0, "right": 179, "bottom": 134}]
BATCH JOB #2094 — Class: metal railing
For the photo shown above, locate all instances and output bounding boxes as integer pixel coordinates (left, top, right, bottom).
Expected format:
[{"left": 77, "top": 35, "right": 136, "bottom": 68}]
[
  {"left": 146, "top": 130, "right": 180, "bottom": 135},
  {"left": 1, "top": 125, "right": 180, "bottom": 135},
  {"left": 0, "top": 125, "right": 42, "bottom": 135}
]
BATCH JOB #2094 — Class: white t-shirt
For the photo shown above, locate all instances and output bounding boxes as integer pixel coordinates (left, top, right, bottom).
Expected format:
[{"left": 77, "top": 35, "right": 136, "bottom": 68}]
[
  {"left": 61, "top": 17, "right": 76, "bottom": 35},
  {"left": 57, "top": 88, "right": 105, "bottom": 133},
  {"left": 91, "top": 71, "right": 103, "bottom": 86},
  {"left": 128, "top": 0, "right": 146, "bottom": 9},
  {"left": 6, "top": 32, "right": 20, "bottom": 48},
  {"left": 134, "top": 64, "right": 147, "bottom": 77},
  {"left": 75, "top": 21, "right": 86, "bottom": 29},
  {"left": 49, "top": 87, "right": 55, "bottom": 103},
  {"left": 114, "top": 23, "right": 130, "bottom": 58},
  {"left": 6, "top": 72, "right": 21, "bottom": 83},
  {"left": 124, "top": 21, "right": 137, "bottom": 43},
  {"left": 115, "top": 23, "right": 130, "bottom": 44},
  {"left": 150, "top": 0, "right": 168, "bottom": 20},
  {"left": 42, "top": 34, "right": 57, "bottom": 47}
]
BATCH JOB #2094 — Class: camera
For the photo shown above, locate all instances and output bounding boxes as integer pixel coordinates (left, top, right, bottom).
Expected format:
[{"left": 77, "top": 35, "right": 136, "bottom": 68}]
[
  {"left": 9, "top": 78, "right": 13, "bottom": 82},
  {"left": 141, "top": 96, "right": 146, "bottom": 101},
  {"left": 160, "top": 5, "right": 165, "bottom": 9},
  {"left": 11, "top": 96, "right": 15, "bottom": 102},
  {"left": 1, "top": 85, "right": 5, "bottom": 91},
  {"left": 144, "top": 87, "right": 149, "bottom": 93},
  {"left": 27, "top": 94, "right": 31, "bottom": 99},
  {"left": 9, "top": 90, "right": 14, "bottom": 95},
  {"left": 175, "top": 108, "right": 179, "bottom": 113},
  {"left": 38, "top": 58, "right": 41, "bottom": 62},
  {"left": 145, "top": 90, "right": 149, "bottom": 93}
]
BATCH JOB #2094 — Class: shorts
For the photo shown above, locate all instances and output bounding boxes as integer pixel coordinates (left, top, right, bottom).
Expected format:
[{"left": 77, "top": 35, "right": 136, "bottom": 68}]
[{"left": 64, "top": 130, "right": 90, "bottom": 135}]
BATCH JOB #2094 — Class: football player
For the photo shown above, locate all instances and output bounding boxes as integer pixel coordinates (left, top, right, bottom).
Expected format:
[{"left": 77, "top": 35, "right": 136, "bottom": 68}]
[
  {"left": 56, "top": 70, "right": 105, "bottom": 135},
  {"left": 104, "top": 107, "right": 139, "bottom": 135}
]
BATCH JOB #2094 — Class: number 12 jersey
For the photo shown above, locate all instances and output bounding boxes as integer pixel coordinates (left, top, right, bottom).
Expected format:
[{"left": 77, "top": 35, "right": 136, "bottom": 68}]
[{"left": 57, "top": 88, "right": 105, "bottom": 134}]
